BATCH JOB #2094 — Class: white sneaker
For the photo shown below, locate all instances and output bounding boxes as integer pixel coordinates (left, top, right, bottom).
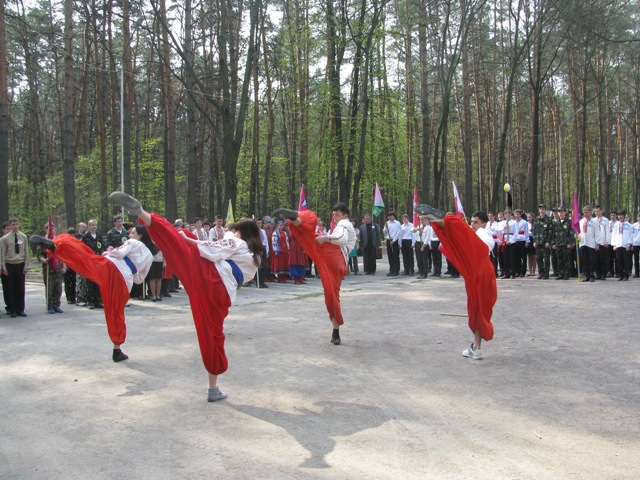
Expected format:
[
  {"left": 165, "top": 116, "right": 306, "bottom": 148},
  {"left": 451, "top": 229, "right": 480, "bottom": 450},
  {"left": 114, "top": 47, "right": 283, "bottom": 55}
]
[
  {"left": 462, "top": 343, "right": 483, "bottom": 360},
  {"left": 207, "top": 386, "right": 228, "bottom": 402}
]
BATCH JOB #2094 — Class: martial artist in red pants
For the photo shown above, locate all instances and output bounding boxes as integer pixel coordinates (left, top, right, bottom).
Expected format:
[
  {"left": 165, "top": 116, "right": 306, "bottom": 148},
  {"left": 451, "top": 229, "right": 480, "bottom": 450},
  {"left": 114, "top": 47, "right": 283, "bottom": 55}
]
[
  {"left": 29, "top": 229, "right": 153, "bottom": 362},
  {"left": 274, "top": 204, "right": 356, "bottom": 345},
  {"left": 416, "top": 206, "right": 497, "bottom": 359},
  {"left": 110, "top": 191, "right": 262, "bottom": 402}
]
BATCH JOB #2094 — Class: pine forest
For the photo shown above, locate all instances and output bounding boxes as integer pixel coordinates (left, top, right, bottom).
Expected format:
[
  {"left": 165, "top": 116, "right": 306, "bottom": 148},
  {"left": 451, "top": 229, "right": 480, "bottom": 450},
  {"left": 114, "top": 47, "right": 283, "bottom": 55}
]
[{"left": 1, "top": 0, "right": 640, "bottom": 231}]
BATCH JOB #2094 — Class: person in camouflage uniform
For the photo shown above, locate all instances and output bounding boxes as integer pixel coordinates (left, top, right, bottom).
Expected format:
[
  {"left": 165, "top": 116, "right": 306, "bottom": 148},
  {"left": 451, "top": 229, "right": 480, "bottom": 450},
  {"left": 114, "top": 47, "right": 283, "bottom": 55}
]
[
  {"left": 105, "top": 215, "right": 128, "bottom": 249},
  {"left": 533, "top": 203, "right": 553, "bottom": 279},
  {"left": 81, "top": 219, "right": 105, "bottom": 309},
  {"left": 36, "top": 224, "right": 66, "bottom": 313},
  {"left": 551, "top": 206, "right": 575, "bottom": 280}
]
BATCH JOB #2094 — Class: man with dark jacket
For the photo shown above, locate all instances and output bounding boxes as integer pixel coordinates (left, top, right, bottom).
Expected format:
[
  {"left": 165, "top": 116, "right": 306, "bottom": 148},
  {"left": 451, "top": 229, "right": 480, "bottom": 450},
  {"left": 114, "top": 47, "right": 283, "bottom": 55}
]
[{"left": 359, "top": 214, "right": 380, "bottom": 275}]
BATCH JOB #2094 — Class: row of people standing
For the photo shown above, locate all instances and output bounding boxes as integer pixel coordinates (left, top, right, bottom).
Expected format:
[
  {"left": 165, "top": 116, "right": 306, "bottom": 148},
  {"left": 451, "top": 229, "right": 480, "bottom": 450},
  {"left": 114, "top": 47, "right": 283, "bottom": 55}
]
[
  {"left": 382, "top": 212, "right": 446, "bottom": 279},
  {"left": 488, "top": 204, "right": 640, "bottom": 281}
]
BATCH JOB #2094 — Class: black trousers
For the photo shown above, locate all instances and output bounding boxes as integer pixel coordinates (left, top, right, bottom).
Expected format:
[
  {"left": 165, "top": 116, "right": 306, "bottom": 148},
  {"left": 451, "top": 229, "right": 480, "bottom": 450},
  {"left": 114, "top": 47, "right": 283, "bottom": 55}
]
[
  {"left": 615, "top": 247, "right": 632, "bottom": 278},
  {"left": 401, "top": 239, "right": 414, "bottom": 274},
  {"left": 594, "top": 244, "right": 609, "bottom": 278},
  {"left": 430, "top": 241, "right": 442, "bottom": 275},
  {"left": 511, "top": 241, "right": 526, "bottom": 275},
  {"left": 5, "top": 262, "right": 26, "bottom": 314},
  {"left": 414, "top": 242, "right": 424, "bottom": 274},
  {"left": 579, "top": 246, "right": 596, "bottom": 278},
  {"left": 387, "top": 239, "right": 400, "bottom": 274},
  {"left": 363, "top": 243, "right": 377, "bottom": 273}
]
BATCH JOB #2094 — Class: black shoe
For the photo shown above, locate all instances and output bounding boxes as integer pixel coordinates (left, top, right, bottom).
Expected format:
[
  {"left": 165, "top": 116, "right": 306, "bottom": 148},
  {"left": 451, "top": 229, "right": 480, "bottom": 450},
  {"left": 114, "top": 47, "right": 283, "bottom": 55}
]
[
  {"left": 94, "top": 302, "right": 103, "bottom": 309},
  {"left": 582, "top": 277, "right": 590, "bottom": 282},
  {"left": 543, "top": 275, "right": 549, "bottom": 279},
  {"left": 10, "top": 313, "right": 17, "bottom": 318},
  {"left": 589, "top": 277, "right": 595, "bottom": 282},
  {"left": 17, "top": 312, "right": 27, "bottom": 317},
  {"left": 618, "top": 276, "right": 624, "bottom": 281},
  {"left": 623, "top": 276, "right": 629, "bottom": 281},
  {"left": 258, "top": 283, "right": 269, "bottom": 288},
  {"left": 272, "top": 208, "right": 298, "bottom": 221},
  {"left": 510, "top": 275, "right": 516, "bottom": 279},
  {"left": 537, "top": 274, "right": 544, "bottom": 279},
  {"left": 563, "top": 276, "right": 569, "bottom": 280},
  {"left": 163, "top": 293, "right": 172, "bottom": 297},
  {"left": 400, "top": 271, "right": 409, "bottom": 276},
  {"left": 110, "top": 191, "right": 143, "bottom": 215},
  {"left": 331, "top": 330, "right": 341, "bottom": 345},
  {"left": 29, "top": 235, "right": 55, "bottom": 251},
  {"left": 556, "top": 275, "right": 564, "bottom": 280},
  {"left": 112, "top": 349, "right": 129, "bottom": 362},
  {"left": 414, "top": 204, "right": 445, "bottom": 219}
]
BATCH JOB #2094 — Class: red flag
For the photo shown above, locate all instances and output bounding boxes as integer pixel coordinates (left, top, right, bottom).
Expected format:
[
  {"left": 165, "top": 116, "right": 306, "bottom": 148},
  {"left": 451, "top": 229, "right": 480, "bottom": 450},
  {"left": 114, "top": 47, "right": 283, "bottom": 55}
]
[
  {"left": 47, "top": 215, "right": 59, "bottom": 270},
  {"left": 412, "top": 186, "right": 419, "bottom": 226},
  {"left": 298, "top": 184, "right": 308, "bottom": 211},
  {"left": 571, "top": 189, "right": 580, "bottom": 233},
  {"left": 452, "top": 181, "right": 465, "bottom": 219}
]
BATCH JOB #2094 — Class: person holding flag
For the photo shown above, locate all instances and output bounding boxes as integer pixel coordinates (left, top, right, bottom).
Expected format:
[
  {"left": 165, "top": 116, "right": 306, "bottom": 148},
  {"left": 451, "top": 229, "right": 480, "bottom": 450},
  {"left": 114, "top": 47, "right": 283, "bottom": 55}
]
[
  {"left": 415, "top": 204, "right": 497, "bottom": 360},
  {"left": 35, "top": 219, "right": 66, "bottom": 314}
]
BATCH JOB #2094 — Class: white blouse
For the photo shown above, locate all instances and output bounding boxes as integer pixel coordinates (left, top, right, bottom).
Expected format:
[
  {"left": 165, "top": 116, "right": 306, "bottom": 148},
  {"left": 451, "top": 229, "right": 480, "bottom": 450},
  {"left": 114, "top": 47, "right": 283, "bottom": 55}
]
[{"left": 103, "top": 239, "right": 153, "bottom": 291}]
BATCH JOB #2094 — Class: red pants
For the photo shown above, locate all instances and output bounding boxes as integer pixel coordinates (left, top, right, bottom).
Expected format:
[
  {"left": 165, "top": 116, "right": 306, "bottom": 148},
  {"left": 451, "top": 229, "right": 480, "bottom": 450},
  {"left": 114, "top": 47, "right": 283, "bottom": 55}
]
[
  {"left": 50, "top": 234, "right": 130, "bottom": 345},
  {"left": 432, "top": 215, "right": 496, "bottom": 341},
  {"left": 146, "top": 214, "right": 231, "bottom": 375},
  {"left": 288, "top": 210, "right": 348, "bottom": 325}
]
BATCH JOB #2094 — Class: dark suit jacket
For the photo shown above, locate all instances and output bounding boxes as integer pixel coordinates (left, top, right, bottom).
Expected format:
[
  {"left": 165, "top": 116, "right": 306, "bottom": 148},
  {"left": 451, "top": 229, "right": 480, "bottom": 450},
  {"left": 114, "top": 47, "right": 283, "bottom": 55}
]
[{"left": 359, "top": 223, "right": 380, "bottom": 249}]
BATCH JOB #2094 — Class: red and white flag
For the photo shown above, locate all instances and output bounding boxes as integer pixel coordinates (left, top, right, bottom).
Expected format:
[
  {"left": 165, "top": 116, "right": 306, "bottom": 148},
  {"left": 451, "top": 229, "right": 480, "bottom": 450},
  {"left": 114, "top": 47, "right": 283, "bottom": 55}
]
[
  {"left": 298, "top": 184, "right": 308, "bottom": 211},
  {"left": 452, "top": 181, "right": 464, "bottom": 219}
]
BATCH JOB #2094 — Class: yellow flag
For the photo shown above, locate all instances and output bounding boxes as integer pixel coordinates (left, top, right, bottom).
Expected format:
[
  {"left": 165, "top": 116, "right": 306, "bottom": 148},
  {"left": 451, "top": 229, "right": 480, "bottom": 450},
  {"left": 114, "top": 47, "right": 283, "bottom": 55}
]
[{"left": 225, "top": 199, "right": 235, "bottom": 225}]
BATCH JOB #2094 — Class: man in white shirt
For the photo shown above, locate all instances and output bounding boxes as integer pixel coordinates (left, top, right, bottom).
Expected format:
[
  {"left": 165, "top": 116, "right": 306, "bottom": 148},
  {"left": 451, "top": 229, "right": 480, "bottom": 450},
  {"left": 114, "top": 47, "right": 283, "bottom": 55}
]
[
  {"left": 632, "top": 212, "right": 640, "bottom": 278},
  {"left": 400, "top": 214, "right": 415, "bottom": 275},
  {"left": 611, "top": 208, "right": 633, "bottom": 280},
  {"left": 416, "top": 216, "right": 432, "bottom": 279},
  {"left": 383, "top": 212, "right": 402, "bottom": 276},
  {"left": 512, "top": 209, "right": 529, "bottom": 277},
  {"left": 487, "top": 212, "right": 500, "bottom": 277},
  {"left": 593, "top": 205, "right": 610, "bottom": 280},
  {"left": 578, "top": 205, "right": 597, "bottom": 282},
  {"left": 502, "top": 209, "right": 516, "bottom": 278}
]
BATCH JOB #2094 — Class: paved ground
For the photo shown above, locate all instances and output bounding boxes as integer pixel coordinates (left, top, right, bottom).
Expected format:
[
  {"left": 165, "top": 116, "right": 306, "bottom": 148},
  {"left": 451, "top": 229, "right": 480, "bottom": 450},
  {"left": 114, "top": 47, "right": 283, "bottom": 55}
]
[{"left": 1, "top": 258, "right": 639, "bottom": 479}]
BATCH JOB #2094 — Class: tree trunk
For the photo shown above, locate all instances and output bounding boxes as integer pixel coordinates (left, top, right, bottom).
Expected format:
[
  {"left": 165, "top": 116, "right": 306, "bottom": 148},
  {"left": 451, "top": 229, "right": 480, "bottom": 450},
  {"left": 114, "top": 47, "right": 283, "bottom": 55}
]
[
  {"left": 0, "top": 0, "right": 9, "bottom": 220},
  {"left": 63, "top": 0, "right": 76, "bottom": 226}
]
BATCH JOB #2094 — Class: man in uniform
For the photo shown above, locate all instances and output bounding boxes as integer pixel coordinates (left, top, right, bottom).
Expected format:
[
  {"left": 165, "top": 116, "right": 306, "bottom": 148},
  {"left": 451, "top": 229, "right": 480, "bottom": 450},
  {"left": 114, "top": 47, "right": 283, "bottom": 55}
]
[
  {"left": 533, "top": 203, "right": 553, "bottom": 279},
  {"left": 0, "top": 217, "right": 30, "bottom": 317},
  {"left": 105, "top": 215, "right": 128, "bottom": 249},
  {"left": 550, "top": 207, "right": 560, "bottom": 276},
  {"left": 551, "top": 207, "right": 573, "bottom": 280}
]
